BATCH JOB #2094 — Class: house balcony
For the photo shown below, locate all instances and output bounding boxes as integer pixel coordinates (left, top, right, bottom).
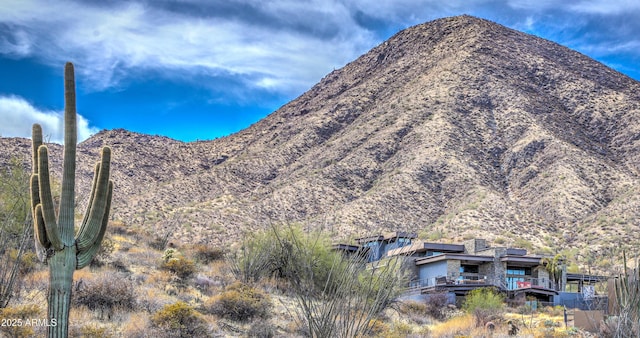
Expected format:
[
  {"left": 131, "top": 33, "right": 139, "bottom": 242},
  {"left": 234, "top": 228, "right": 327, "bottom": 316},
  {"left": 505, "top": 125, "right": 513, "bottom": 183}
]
[{"left": 409, "top": 275, "right": 560, "bottom": 297}]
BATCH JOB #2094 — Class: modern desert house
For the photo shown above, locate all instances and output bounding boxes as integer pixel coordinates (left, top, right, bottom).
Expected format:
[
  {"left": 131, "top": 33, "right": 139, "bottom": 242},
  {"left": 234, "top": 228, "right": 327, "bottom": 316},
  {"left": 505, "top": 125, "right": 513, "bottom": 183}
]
[{"left": 340, "top": 233, "right": 608, "bottom": 308}]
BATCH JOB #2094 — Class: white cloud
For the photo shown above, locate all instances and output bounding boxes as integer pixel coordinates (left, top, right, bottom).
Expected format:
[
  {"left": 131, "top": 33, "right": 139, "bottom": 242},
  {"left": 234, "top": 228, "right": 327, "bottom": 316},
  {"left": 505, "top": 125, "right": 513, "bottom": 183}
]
[
  {"left": 0, "top": 95, "right": 99, "bottom": 143},
  {"left": 567, "top": 0, "right": 640, "bottom": 15},
  {"left": 0, "top": 29, "right": 31, "bottom": 56},
  {"left": 0, "top": 0, "right": 376, "bottom": 95},
  {"left": 0, "top": 0, "right": 638, "bottom": 99}
]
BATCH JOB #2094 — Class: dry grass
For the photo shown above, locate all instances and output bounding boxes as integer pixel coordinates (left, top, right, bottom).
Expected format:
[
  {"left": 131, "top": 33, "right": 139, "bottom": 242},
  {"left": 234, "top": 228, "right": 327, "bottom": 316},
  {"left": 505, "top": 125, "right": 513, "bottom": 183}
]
[
  {"left": 429, "top": 314, "right": 475, "bottom": 337},
  {"left": 5, "top": 222, "right": 597, "bottom": 338}
]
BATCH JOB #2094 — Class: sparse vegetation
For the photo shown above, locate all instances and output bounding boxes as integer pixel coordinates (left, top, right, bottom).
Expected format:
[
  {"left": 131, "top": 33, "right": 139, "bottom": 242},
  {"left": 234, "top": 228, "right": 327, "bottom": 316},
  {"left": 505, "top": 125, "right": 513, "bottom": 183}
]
[
  {"left": 2, "top": 15, "right": 639, "bottom": 338},
  {"left": 0, "top": 158, "right": 31, "bottom": 309},
  {"left": 151, "top": 301, "right": 210, "bottom": 338},
  {"left": 0, "top": 304, "right": 42, "bottom": 337},
  {"left": 206, "top": 281, "right": 272, "bottom": 321},
  {"left": 463, "top": 287, "right": 505, "bottom": 326},
  {"left": 161, "top": 249, "right": 197, "bottom": 280},
  {"left": 73, "top": 273, "right": 137, "bottom": 319},
  {"left": 192, "top": 244, "right": 225, "bottom": 264}
]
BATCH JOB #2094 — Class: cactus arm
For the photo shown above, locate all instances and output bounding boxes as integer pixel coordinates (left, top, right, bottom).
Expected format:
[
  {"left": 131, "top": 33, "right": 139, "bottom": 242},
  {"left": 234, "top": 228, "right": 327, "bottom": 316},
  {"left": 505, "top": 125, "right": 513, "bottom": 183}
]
[
  {"left": 75, "top": 147, "right": 111, "bottom": 252},
  {"left": 30, "top": 174, "right": 50, "bottom": 249},
  {"left": 79, "top": 162, "right": 100, "bottom": 229},
  {"left": 58, "top": 62, "right": 77, "bottom": 245},
  {"left": 34, "top": 204, "right": 50, "bottom": 248},
  {"left": 37, "top": 146, "right": 64, "bottom": 250},
  {"left": 32, "top": 124, "right": 43, "bottom": 174},
  {"left": 76, "top": 181, "right": 112, "bottom": 269}
]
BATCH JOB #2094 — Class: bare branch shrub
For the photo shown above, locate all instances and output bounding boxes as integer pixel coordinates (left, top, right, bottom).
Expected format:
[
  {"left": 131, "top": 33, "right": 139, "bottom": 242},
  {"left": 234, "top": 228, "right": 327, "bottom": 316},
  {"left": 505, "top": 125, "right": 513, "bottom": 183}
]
[
  {"left": 227, "top": 221, "right": 409, "bottom": 337},
  {"left": 228, "top": 231, "right": 276, "bottom": 284},
  {"left": 0, "top": 158, "right": 32, "bottom": 308},
  {"left": 610, "top": 253, "right": 640, "bottom": 337},
  {"left": 73, "top": 273, "right": 137, "bottom": 319}
]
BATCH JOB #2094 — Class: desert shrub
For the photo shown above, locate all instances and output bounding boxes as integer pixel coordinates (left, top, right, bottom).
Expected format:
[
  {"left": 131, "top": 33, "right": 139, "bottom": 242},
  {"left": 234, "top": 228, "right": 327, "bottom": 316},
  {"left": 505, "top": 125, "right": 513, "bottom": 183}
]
[
  {"left": 192, "top": 244, "right": 225, "bottom": 264},
  {"left": 228, "top": 231, "right": 278, "bottom": 283},
  {"left": 398, "top": 300, "right": 429, "bottom": 325},
  {"left": 161, "top": 249, "right": 197, "bottom": 279},
  {"left": 90, "top": 236, "right": 115, "bottom": 267},
  {"left": 151, "top": 301, "right": 209, "bottom": 338},
  {"left": 109, "top": 220, "right": 130, "bottom": 235},
  {"left": 7, "top": 249, "right": 39, "bottom": 275},
  {"left": 149, "top": 230, "right": 172, "bottom": 251},
  {"left": 426, "top": 292, "right": 449, "bottom": 320},
  {"left": 247, "top": 319, "right": 276, "bottom": 338},
  {"left": 430, "top": 314, "right": 475, "bottom": 337},
  {"left": 0, "top": 304, "right": 42, "bottom": 337},
  {"left": 73, "top": 273, "right": 136, "bottom": 319},
  {"left": 109, "top": 259, "right": 131, "bottom": 273},
  {"left": 206, "top": 282, "right": 272, "bottom": 321},
  {"left": 462, "top": 287, "right": 504, "bottom": 326},
  {"left": 611, "top": 253, "right": 640, "bottom": 337},
  {"left": 390, "top": 321, "right": 414, "bottom": 336},
  {"left": 229, "top": 225, "right": 348, "bottom": 293},
  {"left": 231, "top": 225, "right": 407, "bottom": 337},
  {"left": 281, "top": 233, "right": 407, "bottom": 337},
  {"left": 0, "top": 158, "right": 32, "bottom": 309},
  {"left": 75, "top": 324, "right": 111, "bottom": 338},
  {"left": 367, "top": 318, "right": 389, "bottom": 336},
  {"left": 193, "top": 274, "right": 217, "bottom": 292}
]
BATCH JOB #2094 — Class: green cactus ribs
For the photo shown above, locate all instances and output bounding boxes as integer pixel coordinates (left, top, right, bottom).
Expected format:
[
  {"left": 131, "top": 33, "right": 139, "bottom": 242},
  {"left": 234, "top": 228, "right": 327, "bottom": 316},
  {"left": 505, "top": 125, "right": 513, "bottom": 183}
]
[{"left": 29, "top": 62, "right": 114, "bottom": 338}]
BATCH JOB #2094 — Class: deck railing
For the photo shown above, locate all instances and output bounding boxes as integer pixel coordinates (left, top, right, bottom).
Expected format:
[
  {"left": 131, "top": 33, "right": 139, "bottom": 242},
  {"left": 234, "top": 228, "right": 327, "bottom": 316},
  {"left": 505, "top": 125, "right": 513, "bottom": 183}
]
[{"left": 408, "top": 275, "right": 561, "bottom": 291}]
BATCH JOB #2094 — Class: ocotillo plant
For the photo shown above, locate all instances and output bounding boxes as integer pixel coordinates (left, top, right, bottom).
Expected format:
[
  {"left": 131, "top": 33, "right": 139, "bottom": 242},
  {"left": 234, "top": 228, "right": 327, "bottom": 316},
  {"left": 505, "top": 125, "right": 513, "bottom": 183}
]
[
  {"left": 613, "top": 252, "right": 640, "bottom": 336},
  {"left": 30, "top": 62, "right": 113, "bottom": 337}
]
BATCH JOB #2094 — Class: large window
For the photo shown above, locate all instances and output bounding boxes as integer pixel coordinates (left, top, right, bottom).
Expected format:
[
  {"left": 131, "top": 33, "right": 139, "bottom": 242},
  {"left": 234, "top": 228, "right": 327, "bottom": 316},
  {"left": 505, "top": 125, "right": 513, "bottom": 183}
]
[
  {"left": 506, "top": 267, "right": 531, "bottom": 289},
  {"left": 460, "top": 265, "right": 479, "bottom": 274},
  {"left": 364, "top": 241, "right": 381, "bottom": 262}
]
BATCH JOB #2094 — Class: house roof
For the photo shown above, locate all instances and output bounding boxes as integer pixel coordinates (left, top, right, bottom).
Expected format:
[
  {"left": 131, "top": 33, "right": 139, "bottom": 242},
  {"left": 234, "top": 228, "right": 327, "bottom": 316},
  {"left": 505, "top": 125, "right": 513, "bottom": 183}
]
[
  {"left": 501, "top": 255, "right": 543, "bottom": 266},
  {"left": 332, "top": 243, "right": 361, "bottom": 252},
  {"left": 355, "top": 231, "right": 417, "bottom": 244},
  {"left": 415, "top": 253, "right": 494, "bottom": 266},
  {"left": 387, "top": 241, "right": 465, "bottom": 256}
]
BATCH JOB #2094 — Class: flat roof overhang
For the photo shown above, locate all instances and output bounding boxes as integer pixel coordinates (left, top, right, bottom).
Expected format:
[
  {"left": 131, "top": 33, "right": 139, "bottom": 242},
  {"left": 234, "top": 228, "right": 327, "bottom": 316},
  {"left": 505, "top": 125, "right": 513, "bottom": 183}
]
[
  {"left": 356, "top": 231, "right": 417, "bottom": 244},
  {"left": 501, "top": 255, "right": 542, "bottom": 266},
  {"left": 566, "top": 273, "right": 610, "bottom": 283},
  {"left": 387, "top": 242, "right": 465, "bottom": 257},
  {"left": 422, "top": 243, "right": 465, "bottom": 252},
  {"left": 415, "top": 253, "right": 493, "bottom": 266},
  {"left": 332, "top": 243, "right": 361, "bottom": 252}
]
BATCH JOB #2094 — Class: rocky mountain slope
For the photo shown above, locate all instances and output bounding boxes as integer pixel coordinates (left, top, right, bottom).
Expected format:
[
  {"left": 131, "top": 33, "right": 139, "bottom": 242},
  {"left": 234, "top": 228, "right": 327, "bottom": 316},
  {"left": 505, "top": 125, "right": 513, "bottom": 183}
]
[{"left": 2, "top": 15, "right": 639, "bottom": 259}]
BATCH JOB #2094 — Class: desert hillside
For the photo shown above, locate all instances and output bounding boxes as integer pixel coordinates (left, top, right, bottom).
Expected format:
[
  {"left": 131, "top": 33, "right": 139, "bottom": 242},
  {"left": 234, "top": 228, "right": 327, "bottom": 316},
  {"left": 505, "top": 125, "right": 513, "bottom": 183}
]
[{"left": 2, "top": 15, "right": 639, "bottom": 264}]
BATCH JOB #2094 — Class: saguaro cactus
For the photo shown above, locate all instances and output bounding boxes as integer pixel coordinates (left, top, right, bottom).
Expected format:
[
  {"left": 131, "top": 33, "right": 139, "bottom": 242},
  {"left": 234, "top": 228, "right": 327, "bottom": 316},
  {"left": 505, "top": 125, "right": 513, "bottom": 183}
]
[{"left": 30, "top": 62, "right": 113, "bottom": 337}]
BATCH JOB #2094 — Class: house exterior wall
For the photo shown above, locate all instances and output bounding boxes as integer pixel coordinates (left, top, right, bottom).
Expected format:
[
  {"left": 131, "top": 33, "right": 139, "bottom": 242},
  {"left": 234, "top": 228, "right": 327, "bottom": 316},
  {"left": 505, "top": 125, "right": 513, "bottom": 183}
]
[
  {"left": 418, "top": 261, "right": 447, "bottom": 283},
  {"left": 493, "top": 248, "right": 507, "bottom": 286},
  {"left": 479, "top": 262, "right": 494, "bottom": 281},
  {"left": 447, "top": 259, "right": 461, "bottom": 280},
  {"left": 535, "top": 267, "right": 550, "bottom": 288},
  {"left": 463, "top": 239, "right": 487, "bottom": 254}
]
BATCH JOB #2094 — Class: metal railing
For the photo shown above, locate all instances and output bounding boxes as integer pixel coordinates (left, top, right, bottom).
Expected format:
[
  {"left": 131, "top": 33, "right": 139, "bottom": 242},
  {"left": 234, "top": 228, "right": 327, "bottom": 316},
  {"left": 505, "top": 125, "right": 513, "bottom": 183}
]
[{"left": 407, "top": 275, "right": 562, "bottom": 292}]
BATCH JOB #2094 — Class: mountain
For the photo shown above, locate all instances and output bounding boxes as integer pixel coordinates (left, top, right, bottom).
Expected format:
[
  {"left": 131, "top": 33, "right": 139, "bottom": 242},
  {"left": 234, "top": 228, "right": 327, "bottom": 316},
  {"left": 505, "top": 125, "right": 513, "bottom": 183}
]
[{"left": 2, "top": 15, "right": 640, "bottom": 258}]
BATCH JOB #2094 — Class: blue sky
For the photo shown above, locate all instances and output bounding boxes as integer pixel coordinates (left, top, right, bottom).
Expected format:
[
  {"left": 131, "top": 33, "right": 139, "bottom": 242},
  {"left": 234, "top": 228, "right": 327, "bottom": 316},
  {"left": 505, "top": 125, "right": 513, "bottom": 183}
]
[{"left": 1, "top": 1, "right": 639, "bottom": 143}]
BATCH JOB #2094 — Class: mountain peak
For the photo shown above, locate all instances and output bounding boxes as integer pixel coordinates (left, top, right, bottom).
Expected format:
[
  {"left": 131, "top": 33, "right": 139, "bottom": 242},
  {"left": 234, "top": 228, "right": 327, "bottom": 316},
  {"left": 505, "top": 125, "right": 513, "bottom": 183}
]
[{"left": 2, "top": 16, "right": 639, "bottom": 253}]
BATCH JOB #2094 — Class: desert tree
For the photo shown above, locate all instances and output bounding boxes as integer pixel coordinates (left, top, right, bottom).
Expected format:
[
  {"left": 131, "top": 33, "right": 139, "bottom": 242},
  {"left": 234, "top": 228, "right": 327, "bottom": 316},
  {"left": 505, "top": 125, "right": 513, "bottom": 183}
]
[
  {"left": 542, "top": 254, "right": 564, "bottom": 291},
  {"left": 0, "top": 158, "right": 32, "bottom": 308},
  {"left": 229, "top": 218, "right": 409, "bottom": 338}
]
